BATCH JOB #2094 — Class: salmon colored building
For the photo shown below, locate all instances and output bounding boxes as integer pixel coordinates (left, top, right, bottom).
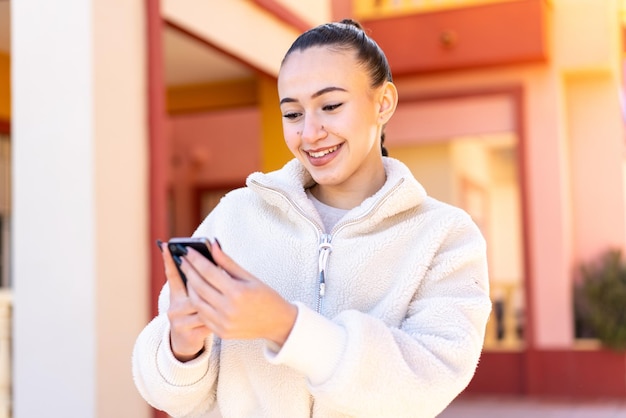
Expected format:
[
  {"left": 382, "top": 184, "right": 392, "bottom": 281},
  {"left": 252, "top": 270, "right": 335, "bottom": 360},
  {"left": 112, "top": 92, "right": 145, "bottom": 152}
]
[{"left": 0, "top": 1, "right": 625, "bottom": 417}]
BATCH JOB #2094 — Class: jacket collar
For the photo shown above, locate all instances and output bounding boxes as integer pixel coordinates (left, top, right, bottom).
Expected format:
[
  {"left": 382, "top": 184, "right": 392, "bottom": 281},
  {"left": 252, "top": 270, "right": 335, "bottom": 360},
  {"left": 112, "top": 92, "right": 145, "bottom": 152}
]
[{"left": 247, "top": 158, "right": 427, "bottom": 224}]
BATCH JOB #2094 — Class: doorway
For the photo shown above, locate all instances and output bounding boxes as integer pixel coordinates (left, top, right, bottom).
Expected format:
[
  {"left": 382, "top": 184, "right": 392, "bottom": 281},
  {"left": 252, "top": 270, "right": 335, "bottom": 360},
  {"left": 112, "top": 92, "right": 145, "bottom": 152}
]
[{"left": 385, "top": 87, "right": 528, "bottom": 356}]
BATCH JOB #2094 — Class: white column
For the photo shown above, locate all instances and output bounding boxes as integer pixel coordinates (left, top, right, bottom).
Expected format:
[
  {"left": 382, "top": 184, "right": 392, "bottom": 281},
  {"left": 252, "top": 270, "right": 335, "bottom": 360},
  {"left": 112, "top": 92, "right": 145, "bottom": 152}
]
[
  {"left": 11, "top": 1, "right": 150, "bottom": 417},
  {"left": 0, "top": 290, "right": 11, "bottom": 418}
]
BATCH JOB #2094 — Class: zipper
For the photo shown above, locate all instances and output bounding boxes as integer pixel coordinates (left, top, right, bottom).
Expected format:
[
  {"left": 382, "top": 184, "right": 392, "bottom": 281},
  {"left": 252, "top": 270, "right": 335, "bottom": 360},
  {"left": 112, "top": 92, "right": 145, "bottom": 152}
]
[
  {"left": 317, "top": 234, "right": 332, "bottom": 313},
  {"left": 249, "top": 177, "right": 405, "bottom": 314},
  {"left": 315, "top": 178, "right": 405, "bottom": 313},
  {"left": 249, "top": 180, "right": 325, "bottom": 312}
]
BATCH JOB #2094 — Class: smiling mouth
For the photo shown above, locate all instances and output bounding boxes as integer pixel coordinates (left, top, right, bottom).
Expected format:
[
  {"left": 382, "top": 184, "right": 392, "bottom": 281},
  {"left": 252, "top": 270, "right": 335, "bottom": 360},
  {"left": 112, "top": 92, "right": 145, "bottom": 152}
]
[{"left": 307, "top": 145, "right": 340, "bottom": 158}]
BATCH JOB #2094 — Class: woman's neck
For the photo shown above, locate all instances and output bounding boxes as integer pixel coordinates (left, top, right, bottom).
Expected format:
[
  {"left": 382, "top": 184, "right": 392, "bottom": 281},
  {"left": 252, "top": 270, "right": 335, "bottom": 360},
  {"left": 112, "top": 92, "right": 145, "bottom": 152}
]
[{"left": 310, "top": 163, "right": 386, "bottom": 210}]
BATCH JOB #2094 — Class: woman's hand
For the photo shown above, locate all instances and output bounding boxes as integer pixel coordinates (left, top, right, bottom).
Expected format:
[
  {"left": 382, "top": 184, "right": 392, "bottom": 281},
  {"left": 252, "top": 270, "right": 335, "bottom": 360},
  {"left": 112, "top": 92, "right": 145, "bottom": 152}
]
[
  {"left": 160, "top": 243, "right": 212, "bottom": 362},
  {"left": 180, "top": 240, "right": 298, "bottom": 347}
]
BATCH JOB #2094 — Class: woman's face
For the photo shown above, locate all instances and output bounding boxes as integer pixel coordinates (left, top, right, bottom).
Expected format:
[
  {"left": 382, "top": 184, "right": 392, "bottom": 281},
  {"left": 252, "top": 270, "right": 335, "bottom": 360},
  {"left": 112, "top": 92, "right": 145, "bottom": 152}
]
[{"left": 278, "top": 46, "right": 396, "bottom": 196}]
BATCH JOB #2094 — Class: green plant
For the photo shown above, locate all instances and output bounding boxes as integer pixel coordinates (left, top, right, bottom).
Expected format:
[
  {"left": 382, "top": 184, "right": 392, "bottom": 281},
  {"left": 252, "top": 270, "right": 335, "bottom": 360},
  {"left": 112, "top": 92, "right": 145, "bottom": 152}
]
[{"left": 574, "top": 249, "right": 626, "bottom": 350}]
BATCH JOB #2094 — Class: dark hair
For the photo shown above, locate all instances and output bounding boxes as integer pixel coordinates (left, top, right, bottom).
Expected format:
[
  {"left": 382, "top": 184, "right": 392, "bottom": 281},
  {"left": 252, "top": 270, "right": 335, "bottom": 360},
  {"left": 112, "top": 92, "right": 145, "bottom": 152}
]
[{"left": 282, "top": 19, "right": 392, "bottom": 157}]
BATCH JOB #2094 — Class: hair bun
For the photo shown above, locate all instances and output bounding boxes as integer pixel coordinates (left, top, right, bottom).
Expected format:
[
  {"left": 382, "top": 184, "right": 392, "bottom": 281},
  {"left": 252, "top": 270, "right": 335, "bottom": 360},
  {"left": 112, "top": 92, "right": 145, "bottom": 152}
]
[{"left": 339, "top": 18, "right": 364, "bottom": 31}]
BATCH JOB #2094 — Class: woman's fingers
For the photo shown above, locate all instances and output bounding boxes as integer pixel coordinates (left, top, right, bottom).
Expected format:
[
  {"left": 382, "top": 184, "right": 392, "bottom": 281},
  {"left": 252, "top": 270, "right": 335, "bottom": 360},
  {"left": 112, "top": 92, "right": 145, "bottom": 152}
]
[
  {"left": 184, "top": 267, "right": 224, "bottom": 322},
  {"left": 178, "top": 240, "right": 296, "bottom": 343},
  {"left": 209, "top": 239, "right": 253, "bottom": 282},
  {"left": 183, "top": 243, "right": 244, "bottom": 296},
  {"left": 160, "top": 241, "right": 214, "bottom": 360},
  {"left": 168, "top": 280, "right": 212, "bottom": 360},
  {"left": 179, "top": 244, "right": 250, "bottom": 336},
  {"left": 170, "top": 318, "right": 212, "bottom": 362}
]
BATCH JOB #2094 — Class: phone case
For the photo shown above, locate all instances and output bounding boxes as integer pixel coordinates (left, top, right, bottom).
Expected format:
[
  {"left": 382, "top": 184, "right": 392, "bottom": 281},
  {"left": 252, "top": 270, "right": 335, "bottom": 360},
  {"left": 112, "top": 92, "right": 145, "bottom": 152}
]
[{"left": 167, "top": 237, "right": 215, "bottom": 285}]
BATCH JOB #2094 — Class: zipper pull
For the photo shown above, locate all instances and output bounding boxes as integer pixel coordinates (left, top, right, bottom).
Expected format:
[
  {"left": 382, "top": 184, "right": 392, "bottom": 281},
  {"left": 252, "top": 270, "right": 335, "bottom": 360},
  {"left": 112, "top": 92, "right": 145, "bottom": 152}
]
[{"left": 317, "top": 234, "right": 332, "bottom": 313}]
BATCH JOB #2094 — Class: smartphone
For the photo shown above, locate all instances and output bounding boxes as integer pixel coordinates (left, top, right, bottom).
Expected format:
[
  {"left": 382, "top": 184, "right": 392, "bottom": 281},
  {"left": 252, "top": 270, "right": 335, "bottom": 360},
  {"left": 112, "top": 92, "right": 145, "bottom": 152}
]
[{"left": 167, "top": 237, "right": 216, "bottom": 285}]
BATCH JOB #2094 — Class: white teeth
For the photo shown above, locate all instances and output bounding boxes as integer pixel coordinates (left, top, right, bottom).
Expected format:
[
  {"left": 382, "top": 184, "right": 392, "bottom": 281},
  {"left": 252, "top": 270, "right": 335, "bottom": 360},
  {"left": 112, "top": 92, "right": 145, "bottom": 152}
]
[{"left": 308, "top": 145, "right": 338, "bottom": 158}]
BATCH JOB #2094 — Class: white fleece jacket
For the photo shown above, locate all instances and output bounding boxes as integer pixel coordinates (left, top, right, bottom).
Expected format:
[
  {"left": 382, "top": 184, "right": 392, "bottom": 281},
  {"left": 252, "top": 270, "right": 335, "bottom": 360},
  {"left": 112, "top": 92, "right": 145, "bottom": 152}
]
[{"left": 132, "top": 157, "right": 492, "bottom": 418}]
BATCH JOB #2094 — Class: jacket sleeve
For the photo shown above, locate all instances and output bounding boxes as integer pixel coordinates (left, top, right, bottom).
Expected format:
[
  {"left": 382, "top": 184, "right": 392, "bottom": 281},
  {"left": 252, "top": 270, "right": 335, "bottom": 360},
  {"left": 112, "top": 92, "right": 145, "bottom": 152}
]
[
  {"left": 266, "top": 215, "right": 492, "bottom": 418},
  {"left": 131, "top": 283, "right": 220, "bottom": 418}
]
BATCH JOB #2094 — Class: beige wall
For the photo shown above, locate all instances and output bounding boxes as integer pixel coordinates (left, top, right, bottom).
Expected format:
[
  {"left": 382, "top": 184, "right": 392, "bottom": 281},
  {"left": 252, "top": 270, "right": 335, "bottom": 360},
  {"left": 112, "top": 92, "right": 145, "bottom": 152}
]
[
  {"left": 162, "top": 0, "right": 300, "bottom": 77},
  {"left": 12, "top": 0, "right": 150, "bottom": 417},
  {"left": 389, "top": 142, "right": 456, "bottom": 203},
  {"left": 488, "top": 183, "right": 523, "bottom": 284},
  {"left": 93, "top": 0, "right": 150, "bottom": 416}
]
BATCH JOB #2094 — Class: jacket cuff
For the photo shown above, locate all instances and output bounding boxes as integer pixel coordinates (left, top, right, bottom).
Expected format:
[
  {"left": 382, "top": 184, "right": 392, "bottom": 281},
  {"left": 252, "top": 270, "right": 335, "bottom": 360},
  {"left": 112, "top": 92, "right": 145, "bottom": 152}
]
[
  {"left": 264, "top": 302, "right": 347, "bottom": 385},
  {"left": 156, "top": 325, "right": 212, "bottom": 386}
]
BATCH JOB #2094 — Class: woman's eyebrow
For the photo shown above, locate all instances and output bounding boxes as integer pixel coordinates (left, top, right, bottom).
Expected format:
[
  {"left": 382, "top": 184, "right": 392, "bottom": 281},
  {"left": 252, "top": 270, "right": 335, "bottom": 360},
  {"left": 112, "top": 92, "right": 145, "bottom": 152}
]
[
  {"left": 312, "top": 86, "right": 347, "bottom": 99},
  {"left": 280, "top": 86, "right": 347, "bottom": 105}
]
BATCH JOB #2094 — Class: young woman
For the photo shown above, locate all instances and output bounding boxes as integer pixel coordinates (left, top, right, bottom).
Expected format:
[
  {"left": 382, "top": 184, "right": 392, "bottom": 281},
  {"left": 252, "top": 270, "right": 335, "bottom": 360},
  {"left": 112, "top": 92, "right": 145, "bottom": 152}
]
[{"left": 133, "top": 19, "right": 491, "bottom": 418}]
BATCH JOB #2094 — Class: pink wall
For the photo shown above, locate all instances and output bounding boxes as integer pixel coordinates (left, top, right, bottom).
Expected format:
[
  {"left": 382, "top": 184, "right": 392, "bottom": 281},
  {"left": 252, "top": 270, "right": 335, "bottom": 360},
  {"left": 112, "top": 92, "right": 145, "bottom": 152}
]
[
  {"left": 169, "top": 107, "right": 261, "bottom": 186},
  {"left": 168, "top": 107, "right": 261, "bottom": 235},
  {"left": 387, "top": 94, "right": 515, "bottom": 145},
  {"left": 566, "top": 74, "right": 626, "bottom": 264}
]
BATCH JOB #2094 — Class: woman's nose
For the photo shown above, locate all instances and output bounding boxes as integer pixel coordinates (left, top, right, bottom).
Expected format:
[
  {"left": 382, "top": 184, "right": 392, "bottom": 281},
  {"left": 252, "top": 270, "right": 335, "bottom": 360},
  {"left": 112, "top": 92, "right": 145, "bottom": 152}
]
[{"left": 300, "top": 115, "right": 327, "bottom": 142}]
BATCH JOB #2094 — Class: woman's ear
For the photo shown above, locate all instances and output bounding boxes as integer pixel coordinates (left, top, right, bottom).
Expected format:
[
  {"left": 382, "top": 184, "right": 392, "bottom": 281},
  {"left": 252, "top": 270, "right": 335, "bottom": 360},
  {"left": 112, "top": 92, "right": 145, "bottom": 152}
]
[{"left": 378, "top": 82, "right": 398, "bottom": 125}]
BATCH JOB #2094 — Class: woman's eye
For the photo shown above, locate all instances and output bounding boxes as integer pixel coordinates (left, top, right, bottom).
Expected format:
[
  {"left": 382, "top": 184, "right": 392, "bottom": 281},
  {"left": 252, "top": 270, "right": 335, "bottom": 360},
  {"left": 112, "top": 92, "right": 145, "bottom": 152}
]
[
  {"left": 323, "top": 103, "right": 342, "bottom": 112},
  {"left": 283, "top": 112, "right": 301, "bottom": 120}
]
